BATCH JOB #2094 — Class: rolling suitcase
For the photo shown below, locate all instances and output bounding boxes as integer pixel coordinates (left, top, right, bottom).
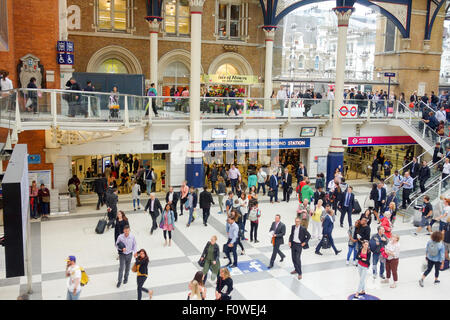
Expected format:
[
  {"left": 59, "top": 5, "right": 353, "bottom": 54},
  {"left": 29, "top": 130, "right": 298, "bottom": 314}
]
[{"left": 95, "top": 213, "right": 108, "bottom": 234}]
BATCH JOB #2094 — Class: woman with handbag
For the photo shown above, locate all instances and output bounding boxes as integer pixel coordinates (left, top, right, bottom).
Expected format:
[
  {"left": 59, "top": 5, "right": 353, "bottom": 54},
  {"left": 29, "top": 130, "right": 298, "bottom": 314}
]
[
  {"left": 131, "top": 179, "right": 141, "bottom": 211},
  {"left": 215, "top": 268, "right": 233, "bottom": 300},
  {"left": 38, "top": 183, "right": 50, "bottom": 221},
  {"left": 382, "top": 234, "right": 400, "bottom": 288},
  {"left": 199, "top": 236, "right": 220, "bottom": 282},
  {"left": 30, "top": 180, "right": 39, "bottom": 219},
  {"left": 160, "top": 203, "right": 175, "bottom": 246},
  {"left": 188, "top": 271, "right": 206, "bottom": 300},
  {"left": 354, "top": 240, "right": 371, "bottom": 299},
  {"left": 134, "top": 249, "right": 153, "bottom": 300}
]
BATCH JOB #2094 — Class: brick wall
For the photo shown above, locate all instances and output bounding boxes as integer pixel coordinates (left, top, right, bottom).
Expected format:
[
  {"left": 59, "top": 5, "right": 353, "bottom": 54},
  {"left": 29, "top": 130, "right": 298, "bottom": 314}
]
[
  {"left": 2, "top": 130, "right": 54, "bottom": 187},
  {"left": 0, "top": 0, "right": 61, "bottom": 89}
]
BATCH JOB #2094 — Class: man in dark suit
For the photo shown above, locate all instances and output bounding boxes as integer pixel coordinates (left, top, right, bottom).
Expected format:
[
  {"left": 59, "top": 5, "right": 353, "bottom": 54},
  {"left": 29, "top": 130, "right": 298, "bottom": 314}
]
[
  {"left": 269, "top": 171, "right": 279, "bottom": 203},
  {"left": 315, "top": 209, "right": 341, "bottom": 255},
  {"left": 199, "top": 186, "right": 215, "bottom": 227},
  {"left": 409, "top": 157, "right": 420, "bottom": 191},
  {"left": 374, "top": 183, "right": 387, "bottom": 215},
  {"left": 94, "top": 173, "right": 107, "bottom": 210},
  {"left": 268, "top": 214, "right": 286, "bottom": 268},
  {"left": 282, "top": 168, "right": 293, "bottom": 203},
  {"left": 288, "top": 217, "right": 311, "bottom": 280},
  {"left": 210, "top": 164, "right": 218, "bottom": 194},
  {"left": 145, "top": 193, "right": 163, "bottom": 235},
  {"left": 418, "top": 160, "right": 431, "bottom": 194},
  {"left": 370, "top": 156, "right": 379, "bottom": 182},
  {"left": 165, "top": 186, "right": 179, "bottom": 221},
  {"left": 296, "top": 162, "right": 307, "bottom": 183},
  {"left": 338, "top": 186, "right": 355, "bottom": 228}
]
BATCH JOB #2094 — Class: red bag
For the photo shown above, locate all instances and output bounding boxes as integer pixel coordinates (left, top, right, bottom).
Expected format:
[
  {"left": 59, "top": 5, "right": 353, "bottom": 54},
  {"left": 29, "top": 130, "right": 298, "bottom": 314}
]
[{"left": 408, "top": 102, "right": 414, "bottom": 108}]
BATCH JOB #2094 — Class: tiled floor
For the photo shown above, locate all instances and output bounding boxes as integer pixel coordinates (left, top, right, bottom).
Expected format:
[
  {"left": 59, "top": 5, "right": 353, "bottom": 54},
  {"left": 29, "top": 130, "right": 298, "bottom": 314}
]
[{"left": 0, "top": 188, "right": 448, "bottom": 300}]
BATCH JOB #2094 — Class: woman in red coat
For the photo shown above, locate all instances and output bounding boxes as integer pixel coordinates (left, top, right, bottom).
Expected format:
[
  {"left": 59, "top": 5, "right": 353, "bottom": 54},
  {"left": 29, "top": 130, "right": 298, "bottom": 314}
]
[{"left": 381, "top": 211, "right": 392, "bottom": 239}]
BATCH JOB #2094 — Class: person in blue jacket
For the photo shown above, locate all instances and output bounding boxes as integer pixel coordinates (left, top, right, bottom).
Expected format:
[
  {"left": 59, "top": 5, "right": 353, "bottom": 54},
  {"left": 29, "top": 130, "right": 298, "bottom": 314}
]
[
  {"left": 315, "top": 209, "right": 342, "bottom": 255},
  {"left": 186, "top": 186, "right": 198, "bottom": 227}
]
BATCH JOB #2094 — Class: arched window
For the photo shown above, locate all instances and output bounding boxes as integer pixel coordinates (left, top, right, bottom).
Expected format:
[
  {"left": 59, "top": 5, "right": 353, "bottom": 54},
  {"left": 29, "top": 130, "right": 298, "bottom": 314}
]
[
  {"left": 298, "top": 55, "right": 305, "bottom": 69},
  {"left": 216, "top": 63, "right": 238, "bottom": 75},
  {"left": 98, "top": 58, "right": 128, "bottom": 73},
  {"left": 314, "top": 56, "right": 319, "bottom": 70}
]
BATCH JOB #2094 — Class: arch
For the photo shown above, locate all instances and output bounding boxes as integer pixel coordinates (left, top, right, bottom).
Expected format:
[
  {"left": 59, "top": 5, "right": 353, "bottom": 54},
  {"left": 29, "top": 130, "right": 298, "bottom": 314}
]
[
  {"left": 424, "top": 0, "right": 446, "bottom": 40},
  {"left": 87, "top": 45, "right": 143, "bottom": 74},
  {"left": 271, "top": 0, "right": 411, "bottom": 38},
  {"left": 208, "top": 52, "right": 254, "bottom": 75},
  {"left": 158, "top": 49, "right": 205, "bottom": 83}
]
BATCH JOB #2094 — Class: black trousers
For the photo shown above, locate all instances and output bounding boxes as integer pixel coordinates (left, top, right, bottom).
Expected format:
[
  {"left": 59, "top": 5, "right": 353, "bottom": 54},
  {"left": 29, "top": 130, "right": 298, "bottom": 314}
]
[
  {"left": 270, "top": 240, "right": 286, "bottom": 266},
  {"left": 423, "top": 258, "right": 441, "bottom": 278},
  {"left": 291, "top": 243, "right": 303, "bottom": 275},
  {"left": 163, "top": 230, "right": 172, "bottom": 240},
  {"left": 402, "top": 188, "right": 412, "bottom": 208},
  {"left": 374, "top": 201, "right": 384, "bottom": 215},
  {"left": 150, "top": 211, "right": 158, "bottom": 232},
  {"left": 202, "top": 208, "right": 210, "bottom": 224},
  {"left": 137, "top": 276, "right": 149, "bottom": 300},
  {"left": 171, "top": 202, "right": 178, "bottom": 221},
  {"left": 225, "top": 239, "right": 238, "bottom": 265},
  {"left": 250, "top": 221, "right": 258, "bottom": 241},
  {"left": 96, "top": 192, "right": 104, "bottom": 208},
  {"left": 340, "top": 206, "right": 352, "bottom": 227},
  {"left": 282, "top": 186, "right": 291, "bottom": 202},
  {"left": 419, "top": 178, "right": 427, "bottom": 194},
  {"left": 371, "top": 170, "right": 380, "bottom": 182}
]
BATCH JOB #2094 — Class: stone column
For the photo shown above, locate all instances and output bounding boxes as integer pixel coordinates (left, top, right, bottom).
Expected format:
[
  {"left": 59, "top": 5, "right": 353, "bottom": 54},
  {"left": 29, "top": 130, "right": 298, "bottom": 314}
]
[
  {"left": 326, "top": 6, "right": 353, "bottom": 186},
  {"left": 59, "top": 0, "right": 73, "bottom": 89},
  {"left": 186, "top": 0, "right": 205, "bottom": 188},
  {"left": 263, "top": 28, "right": 275, "bottom": 111},
  {"left": 147, "top": 19, "right": 161, "bottom": 87}
]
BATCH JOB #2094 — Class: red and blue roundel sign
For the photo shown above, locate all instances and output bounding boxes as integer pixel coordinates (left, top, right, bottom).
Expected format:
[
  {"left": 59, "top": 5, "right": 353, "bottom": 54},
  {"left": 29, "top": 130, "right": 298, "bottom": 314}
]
[{"left": 339, "top": 105, "right": 357, "bottom": 118}]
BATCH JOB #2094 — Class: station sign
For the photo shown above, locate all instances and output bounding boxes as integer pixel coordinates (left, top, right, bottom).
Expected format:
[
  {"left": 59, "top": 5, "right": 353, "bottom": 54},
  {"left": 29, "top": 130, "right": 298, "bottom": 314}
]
[
  {"left": 348, "top": 136, "right": 416, "bottom": 146},
  {"left": 384, "top": 72, "right": 396, "bottom": 77},
  {"left": 202, "top": 138, "right": 310, "bottom": 151},
  {"left": 339, "top": 104, "right": 358, "bottom": 118},
  {"left": 57, "top": 41, "right": 74, "bottom": 65}
]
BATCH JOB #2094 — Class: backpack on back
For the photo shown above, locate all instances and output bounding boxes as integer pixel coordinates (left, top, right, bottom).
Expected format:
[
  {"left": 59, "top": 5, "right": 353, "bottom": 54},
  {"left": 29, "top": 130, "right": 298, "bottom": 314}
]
[{"left": 428, "top": 241, "right": 439, "bottom": 257}]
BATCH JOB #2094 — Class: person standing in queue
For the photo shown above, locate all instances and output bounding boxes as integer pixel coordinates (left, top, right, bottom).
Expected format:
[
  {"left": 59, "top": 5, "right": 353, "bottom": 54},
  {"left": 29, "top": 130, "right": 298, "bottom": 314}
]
[
  {"left": 268, "top": 214, "right": 286, "bottom": 269},
  {"left": 200, "top": 186, "right": 215, "bottom": 227},
  {"left": 135, "top": 249, "right": 153, "bottom": 300},
  {"left": 115, "top": 225, "right": 137, "bottom": 288},
  {"left": 288, "top": 217, "right": 311, "bottom": 280},
  {"left": 145, "top": 193, "right": 163, "bottom": 235},
  {"left": 165, "top": 186, "right": 179, "bottom": 221}
]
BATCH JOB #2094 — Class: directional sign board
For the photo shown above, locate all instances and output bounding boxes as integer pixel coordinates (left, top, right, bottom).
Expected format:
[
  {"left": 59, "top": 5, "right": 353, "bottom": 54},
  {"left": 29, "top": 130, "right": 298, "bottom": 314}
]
[
  {"left": 339, "top": 104, "right": 358, "bottom": 118},
  {"left": 384, "top": 72, "right": 396, "bottom": 77}
]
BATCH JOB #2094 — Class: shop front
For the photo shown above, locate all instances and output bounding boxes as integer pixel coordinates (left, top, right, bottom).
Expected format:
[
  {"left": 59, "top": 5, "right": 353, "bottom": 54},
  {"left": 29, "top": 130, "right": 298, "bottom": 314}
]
[
  {"left": 344, "top": 136, "right": 422, "bottom": 180},
  {"left": 202, "top": 138, "right": 310, "bottom": 187}
]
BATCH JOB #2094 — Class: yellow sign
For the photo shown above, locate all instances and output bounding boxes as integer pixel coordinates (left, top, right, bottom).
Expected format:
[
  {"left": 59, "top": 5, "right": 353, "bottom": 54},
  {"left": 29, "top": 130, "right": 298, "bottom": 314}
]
[{"left": 201, "top": 74, "right": 258, "bottom": 85}]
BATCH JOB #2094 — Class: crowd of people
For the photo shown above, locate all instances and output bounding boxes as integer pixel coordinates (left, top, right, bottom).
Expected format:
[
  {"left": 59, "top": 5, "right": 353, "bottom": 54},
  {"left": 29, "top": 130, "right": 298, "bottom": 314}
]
[{"left": 61, "top": 158, "right": 450, "bottom": 300}]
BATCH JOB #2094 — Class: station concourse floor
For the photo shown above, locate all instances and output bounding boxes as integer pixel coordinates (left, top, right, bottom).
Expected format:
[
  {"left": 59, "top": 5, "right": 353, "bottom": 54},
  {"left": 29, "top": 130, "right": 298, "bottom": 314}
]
[{"left": 0, "top": 181, "right": 448, "bottom": 300}]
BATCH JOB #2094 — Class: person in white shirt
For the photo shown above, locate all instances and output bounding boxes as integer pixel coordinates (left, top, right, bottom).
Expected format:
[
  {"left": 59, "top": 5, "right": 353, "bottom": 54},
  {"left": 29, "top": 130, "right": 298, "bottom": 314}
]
[
  {"left": 65, "top": 255, "right": 82, "bottom": 300},
  {"left": 442, "top": 157, "right": 450, "bottom": 189},
  {"left": 277, "top": 85, "right": 288, "bottom": 117},
  {"left": 0, "top": 71, "right": 13, "bottom": 92},
  {"left": 436, "top": 106, "right": 446, "bottom": 123},
  {"left": 327, "top": 89, "right": 334, "bottom": 101},
  {"left": 257, "top": 167, "right": 267, "bottom": 195}
]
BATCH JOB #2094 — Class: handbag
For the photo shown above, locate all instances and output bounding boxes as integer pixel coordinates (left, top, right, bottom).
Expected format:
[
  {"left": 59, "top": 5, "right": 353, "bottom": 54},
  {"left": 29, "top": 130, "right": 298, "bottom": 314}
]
[
  {"left": 25, "top": 98, "right": 33, "bottom": 109},
  {"left": 198, "top": 258, "right": 205, "bottom": 267},
  {"left": 268, "top": 190, "right": 275, "bottom": 197},
  {"left": 288, "top": 186, "right": 293, "bottom": 195},
  {"left": 322, "top": 235, "right": 331, "bottom": 249},
  {"left": 42, "top": 196, "right": 50, "bottom": 203},
  {"left": 131, "top": 263, "right": 137, "bottom": 273}
]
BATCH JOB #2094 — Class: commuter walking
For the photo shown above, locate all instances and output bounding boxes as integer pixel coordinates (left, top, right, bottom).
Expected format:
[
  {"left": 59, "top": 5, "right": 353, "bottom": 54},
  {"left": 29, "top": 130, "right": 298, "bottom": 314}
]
[
  {"left": 338, "top": 186, "right": 355, "bottom": 228},
  {"left": 315, "top": 209, "right": 342, "bottom": 255},
  {"left": 131, "top": 179, "right": 141, "bottom": 211},
  {"left": 401, "top": 172, "right": 414, "bottom": 209},
  {"left": 165, "top": 186, "right": 179, "bottom": 221},
  {"left": 217, "top": 177, "right": 227, "bottom": 214},
  {"left": 248, "top": 201, "right": 261, "bottom": 243},
  {"left": 114, "top": 210, "right": 129, "bottom": 250},
  {"left": 186, "top": 186, "right": 198, "bottom": 227},
  {"left": 268, "top": 214, "right": 286, "bottom": 268},
  {"left": 105, "top": 187, "right": 118, "bottom": 228},
  {"left": 311, "top": 199, "right": 324, "bottom": 240},
  {"left": 288, "top": 217, "right": 311, "bottom": 280},
  {"left": 179, "top": 180, "right": 189, "bottom": 216},
  {"left": 224, "top": 216, "right": 239, "bottom": 267},
  {"left": 228, "top": 164, "right": 241, "bottom": 194},
  {"left": 210, "top": 164, "right": 218, "bottom": 194},
  {"left": 413, "top": 195, "right": 433, "bottom": 236},
  {"left": 382, "top": 234, "right": 400, "bottom": 288},
  {"left": 257, "top": 167, "right": 267, "bottom": 195},
  {"left": 160, "top": 203, "right": 175, "bottom": 246},
  {"left": 134, "top": 249, "right": 153, "bottom": 300},
  {"left": 65, "top": 255, "right": 82, "bottom": 300},
  {"left": 200, "top": 186, "right": 215, "bottom": 226},
  {"left": 188, "top": 272, "right": 206, "bottom": 300},
  {"left": 282, "top": 168, "right": 292, "bottom": 202},
  {"left": 94, "top": 174, "right": 107, "bottom": 210},
  {"left": 370, "top": 226, "right": 387, "bottom": 280},
  {"left": 268, "top": 170, "right": 279, "bottom": 203},
  {"left": 347, "top": 220, "right": 359, "bottom": 266},
  {"left": 215, "top": 268, "right": 233, "bottom": 300},
  {"left": 116, "top": 225, "right": 137, "bottom": 288},
  {"left": 199, "top": 236, "right": 221, "bottom": 282},
  {"left": 145, "top": 193, "right": 163, "bottom": 235},
  {"left": 354, "top": 240, "right": 371, "bottom": 299},
  {"left": 418, "top": 160, "right": 430, "bottom": 194},
  {"left": 419, "top": 232, "right": 446, "bottom": 287}
]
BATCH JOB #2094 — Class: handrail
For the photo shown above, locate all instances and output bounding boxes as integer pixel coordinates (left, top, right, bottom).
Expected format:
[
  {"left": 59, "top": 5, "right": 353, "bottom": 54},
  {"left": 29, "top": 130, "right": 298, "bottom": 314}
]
[{"left": 406, "top": 173, "right": 450, "bottom": 210}]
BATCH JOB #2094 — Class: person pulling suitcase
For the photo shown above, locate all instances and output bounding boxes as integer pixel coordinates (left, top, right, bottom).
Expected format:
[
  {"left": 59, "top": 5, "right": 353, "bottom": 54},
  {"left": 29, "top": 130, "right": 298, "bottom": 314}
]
[{"left": 105, "top": 187, "right": 118, "bottom": 228}]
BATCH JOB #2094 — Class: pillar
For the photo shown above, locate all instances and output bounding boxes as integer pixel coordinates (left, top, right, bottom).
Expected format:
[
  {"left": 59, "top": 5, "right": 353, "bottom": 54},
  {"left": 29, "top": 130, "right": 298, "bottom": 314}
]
[
  {"left": 147, "top": 19, "right": 161, "bottom": 87},
  {"left": 327, "top": 6, "right": 354, "bottom": 186},
  {"left": 186, "top": 0, "right": 205, "bottom": 188},
  {"left": 263, "top": 27, "right": 275, "bottom": 111},
  {"left": 59, "top": 0, "right": 73, "bottom": 89}
]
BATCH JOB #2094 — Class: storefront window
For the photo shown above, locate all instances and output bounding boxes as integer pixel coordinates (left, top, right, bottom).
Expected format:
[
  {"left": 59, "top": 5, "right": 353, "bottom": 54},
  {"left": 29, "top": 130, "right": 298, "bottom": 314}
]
[
  {"left": 98, "top": 58, "right": 128, "bottom": 74},
  {"left": 97, "top": 0, "right": 129, "bottom": 32},
  {"left": 164, "top": 0, "right": 190, "bottom": 36}
]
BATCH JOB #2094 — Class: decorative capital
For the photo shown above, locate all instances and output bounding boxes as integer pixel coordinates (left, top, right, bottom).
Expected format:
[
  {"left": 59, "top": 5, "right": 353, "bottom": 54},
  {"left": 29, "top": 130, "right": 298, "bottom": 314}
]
[
  {"left": 146, "top": 18, "right": 162, "bottom": 33},
  {"left": 333, "top": 7, "right": 354, "bottom": 27},
  {"left": 262, "top": 26, "right": 276, "bottom": 41},
  {"left": 190, "top": 0, "right": 205, "bottom": 13}
]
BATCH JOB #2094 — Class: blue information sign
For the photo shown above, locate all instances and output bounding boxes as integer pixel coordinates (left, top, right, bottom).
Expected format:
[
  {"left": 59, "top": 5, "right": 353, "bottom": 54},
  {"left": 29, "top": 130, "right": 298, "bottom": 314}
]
[
  {"left": 57, "top": 41, "right": 75, "bottom": 65},
  {"left": 202, "top": 138, "right": 310, "bottom": 151},
  {"left": 57, "top": 53, "right": 74, "bottom": 65},
  {"left": 384, "top": 72, "right": 396, "bottom": 77},
  {"left": 28, "top": 154, "right": 41, "bottom": 164}
]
